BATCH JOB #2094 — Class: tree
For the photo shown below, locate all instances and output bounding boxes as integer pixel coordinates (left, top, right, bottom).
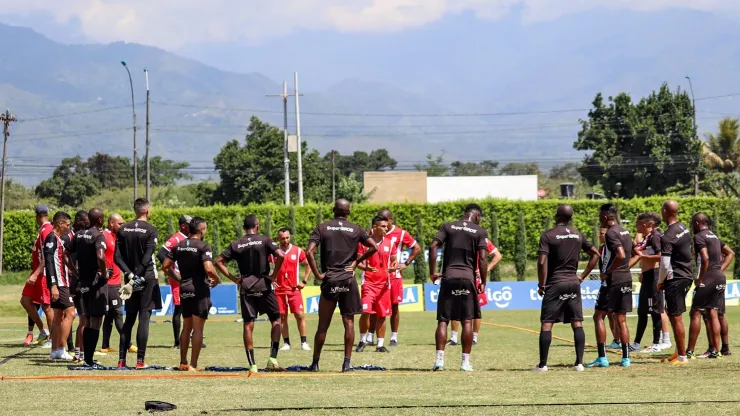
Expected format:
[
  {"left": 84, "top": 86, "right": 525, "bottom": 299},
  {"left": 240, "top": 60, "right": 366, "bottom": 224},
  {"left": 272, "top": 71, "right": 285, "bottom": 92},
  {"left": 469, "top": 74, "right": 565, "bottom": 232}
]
[
  {"left": 499, "top": 162, "right": 541, "bottom": 176},
  {"left": 700, "top": 118, "right": 740, "bottom": 197},
  {"left": 549, "top": 163, "right": 582, "bottom": 180},
  {"left": 449, "top": 160, "right": 499, "bottom": 176},
  {"left": 574, "top": 84, "right": 701, "bottom": 198},
  {"left": 289, "top": 205, "right": 297, "bottom": 244},
  {"left": 489, "top": 212, "right": 501, "bottom": 282},
  {"left": 514, "top": 212, "right": 527, "bottom": 281},
  {"left": 140, "top": 156, "right": 192, "bottom": 186},
  {"left": 86, "top": 152, "right": 132, "bottom": 189},
  {"left": 414, "top": 153, "right": 449, "bottom": 177},
  {"left": 263, "top": 209, "right": 273, "bottom": 238},
  {"left": 336, "top": 172, "right": 374, "bottom": 203},
  {"left": 328, "top": 149, "right": 397, "bottom": 178},
  {"left": 413, "top": 216, "right": 428, "bottom": 284},
  {"left": 35, "top": 156, "right": 100, "bottom": 207}
]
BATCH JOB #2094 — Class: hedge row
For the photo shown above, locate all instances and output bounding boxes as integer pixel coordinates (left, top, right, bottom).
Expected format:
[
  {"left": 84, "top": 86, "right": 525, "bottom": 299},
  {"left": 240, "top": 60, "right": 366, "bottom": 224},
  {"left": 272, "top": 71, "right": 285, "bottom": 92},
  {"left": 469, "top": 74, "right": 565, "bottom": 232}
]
[{"left": 2, "top": 197, "right": 738, "bottom": 272}]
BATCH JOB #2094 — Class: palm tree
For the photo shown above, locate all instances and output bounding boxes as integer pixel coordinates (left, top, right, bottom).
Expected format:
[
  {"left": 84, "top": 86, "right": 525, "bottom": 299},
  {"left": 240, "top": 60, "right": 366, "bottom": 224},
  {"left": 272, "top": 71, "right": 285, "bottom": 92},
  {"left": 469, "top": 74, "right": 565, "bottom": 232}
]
[{"left": 703, "top": 117, "right": 740, "bottom": 173}]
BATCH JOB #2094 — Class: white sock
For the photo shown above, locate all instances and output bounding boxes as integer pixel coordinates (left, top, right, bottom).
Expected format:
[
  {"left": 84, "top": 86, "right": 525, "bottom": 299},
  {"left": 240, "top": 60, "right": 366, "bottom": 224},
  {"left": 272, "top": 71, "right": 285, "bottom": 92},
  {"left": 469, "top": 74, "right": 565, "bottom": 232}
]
[
  {"left": 662, "top": 332, "right": 670, "bottom": 344},
  {"left": 368, "top": 333, "right": 374, "bottom": 343},
  {"left": 377, "top": 338, "right": 384, "bottom": 348},
  {"left": 450, "top": 331, "right": 458, "bottom": 342},
  {"left": 363, "top": 332, "right": 371, "bottom": 343},
  {"left": 678, "top": 355, "right": 687, "bottom": 362},
  {"left": 41, "top": 329, "right": 49, "bottom": 335},
  {"left": 436, "top": 350, "right": 444, "bottom": 362},
  {"left": 462, "top": 353, "right": 471, "bottom": 366},
  {"left": 391, "top": 332, "right": 398, "bottom": 342},
  {"left": 473, "top": 332, "right": 479, "bottom": 343}
]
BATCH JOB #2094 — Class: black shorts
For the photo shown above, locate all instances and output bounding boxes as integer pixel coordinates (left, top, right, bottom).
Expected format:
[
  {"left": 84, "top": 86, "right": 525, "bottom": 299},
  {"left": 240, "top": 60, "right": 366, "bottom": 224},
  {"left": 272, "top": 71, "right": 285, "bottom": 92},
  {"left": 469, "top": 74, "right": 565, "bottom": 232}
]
[
  {"left": 107, "top": 285, "right": 123, "bottom": 315},
  {"left": 540, "top": 281, "right": 583, "bottom": 323},
  {"left": 81, "top": 284, "right": 109, "bottom": 317},
  {"left": 181, "top": 294, "right": 212, "bottom": 320},
  {"left": 320, "top": 278, "right": 362, "bottom": 316},
  {"left": 240, "top": 291, "right": 280, "bottom": 322},
  {"left": 692, "top": 281, "right": 725, "bottom": 312},
  {"left": 595, "top": 281, "right": 609, "bottom": 311},
  {"left": 607, "top": 281, "right": 633, "bottom": 314},
  {"left": 664, "top": 278, "right": 692, "bottom": 316},
  {"left": 437, "top": 278, "right": 480, "bottom": 323},
  {"left": 124, "top": 278, "right": 162, "bottom": 313},
  {"left": 51, "top": 286, "right": 75, "bottom": 310},
  {"left": 638, "top": 269, "right": 664, "bottom": 315}
]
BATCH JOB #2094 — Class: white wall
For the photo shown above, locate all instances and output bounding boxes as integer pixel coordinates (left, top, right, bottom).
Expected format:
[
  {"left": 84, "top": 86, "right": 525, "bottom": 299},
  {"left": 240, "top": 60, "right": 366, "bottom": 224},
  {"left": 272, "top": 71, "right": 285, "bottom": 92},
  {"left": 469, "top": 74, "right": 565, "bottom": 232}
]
[{"left": 426, "top": 175, "right": 538, "bottom": 202}]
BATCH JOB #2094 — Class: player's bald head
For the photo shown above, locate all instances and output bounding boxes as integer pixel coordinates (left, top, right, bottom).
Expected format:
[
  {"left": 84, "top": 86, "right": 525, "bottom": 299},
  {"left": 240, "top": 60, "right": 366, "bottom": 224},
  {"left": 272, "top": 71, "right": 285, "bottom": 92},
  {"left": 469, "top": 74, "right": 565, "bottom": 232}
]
[
  {"left": 334, "top": 199, "right": 351, "bottom": 218},
  {"left": 693, "top": 212, "right": 710, "bottom": 225},
  {"left": 662, "top": 200, "right": 678, "bottom": 216},
  {"left": 88, "top": 208, "right": 104, "bottom": 227},
  {"left": 379, "top": 208, "right": 393, "bottom": 222},
  {"left": 108, "top": 213, "right": 123, "bottom": 224},
  {"left": 555, "top": 204, "right": 574, "bottom": 224}
]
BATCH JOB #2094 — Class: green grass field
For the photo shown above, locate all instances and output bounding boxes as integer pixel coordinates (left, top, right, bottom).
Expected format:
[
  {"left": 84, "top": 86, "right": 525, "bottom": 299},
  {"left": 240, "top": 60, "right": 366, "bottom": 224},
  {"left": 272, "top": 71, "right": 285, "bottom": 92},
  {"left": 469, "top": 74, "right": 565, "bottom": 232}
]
[{"left": 1, "top": 284, "right": 739, "bottom": 416}]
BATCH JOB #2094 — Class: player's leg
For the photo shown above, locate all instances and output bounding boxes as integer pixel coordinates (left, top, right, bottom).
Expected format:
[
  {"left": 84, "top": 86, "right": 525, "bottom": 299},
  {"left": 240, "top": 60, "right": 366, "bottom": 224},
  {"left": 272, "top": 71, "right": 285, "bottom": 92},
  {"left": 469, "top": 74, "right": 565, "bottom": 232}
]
[
  {"left": 84, "top": 315, "right": 103, "bottom": 366},
  {"left": 719, "top": 313, "right": 730, "bottom": 355},
  {"left": 341, "top": 313, "right": 356, "bottom": 372},
  {"left": 617, "top": 312, "right": 631, "bottom": 366},
  {"left": 60, "top": 306, "right": 75, "bottom": 359},
  {"left": 356, "top": 312, "right": 371, "bottom": 352},
  {"left": 190, "top": 314, "right": 206, "bottom": 369},
  {"left": 338, "top": 279, "right": 361, "bottom": 372},
  {"left": 389, "top": 278, "right": 403, "bottom": 346},
  {"left": 448, "top": 320, "right": 460, "bottom": 345},
  {"left": 473, "top": 319, "right": 481, "bottom": 345},
  {"left": 101, "top": 308, "right": 114, "bottom": 351},
  {"left": 261, "top": 291, "right": 284, "bottom": 371},
  {"left": 368, "top": 314, "right": 376, "bottom": 345},
  {"left": 294, "top": 309, "right": 310, "bottom": 350},
  {"left": 172, "top": 305, "right": 182, "bottom": 349},
  {"left": 666, "top": 280, "right": 690, "bottom": 363},
  {"left": 434, "top": 279, "right": 452, "bottom": 370},
  {"left": 180, "top": 315, "right": 193, "bottom": 369},
  {"left": 49, "top": 306, "right": 62, "bottom": 359},
  {"left": 587, "top": 282, "right": 609, "bottom": 367},
  {"left": 242, "top": 321, "right": 256, "bottom": 370},
  {"left": 606, "top": 312, "right": 620, "bottom": 349},
  {"left": 21, "top": 296, "right": 48, "bottom": 345},
  {"left": 357, "top": 284, "right": 375, "bottom": 351},
  {"left": 118, "top": 309, "right": 137, "bottom": 367},
  {"left": 632, "top": 290, "right": 649, "bottom": 351},
  {"left": 536, "top": 322, "right": 554, "bottom": 371},
  {"left": 276, "top": 293, "right": 291, "bottom": 350},
  {"left": 707, "top": 309, "right": 721, "bottom": 356},
  {"left": 687, "top": 307, "right": 703, "bottom": 356},
  {"left": 374, "top": 286, "right": 391, "bottom": 352},
  {"left": 309, "top": 296, "right": 336, "bottom": 372},
  {"left": 135, "top": 310, "right": 152, "bottom": 367}
]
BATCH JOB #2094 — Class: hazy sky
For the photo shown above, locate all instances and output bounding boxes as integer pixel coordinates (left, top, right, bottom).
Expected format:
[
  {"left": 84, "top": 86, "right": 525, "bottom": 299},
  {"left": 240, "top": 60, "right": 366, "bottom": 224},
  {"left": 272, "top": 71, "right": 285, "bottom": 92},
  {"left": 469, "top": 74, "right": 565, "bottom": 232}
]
[{"left": 1, "top": 0, "right": 739, "bottom": 48}]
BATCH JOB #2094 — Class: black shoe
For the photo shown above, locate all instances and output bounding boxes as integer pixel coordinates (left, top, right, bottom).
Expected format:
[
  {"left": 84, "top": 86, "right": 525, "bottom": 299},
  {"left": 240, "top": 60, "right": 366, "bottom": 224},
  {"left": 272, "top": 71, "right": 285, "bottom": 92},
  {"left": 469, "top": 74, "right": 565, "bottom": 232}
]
[
  {"left": 202, "top": 343, "right": 207, "bottom": 348},
  {"left": 308, "top": 363, "right": 320, "bottom": 372},
  {"left": 342, "top": 365, "right": 354, "bottom": 373},
  {"left": 709, "top": 351, "right": 723, "bottom": 359},
  {"left": 721, "top": 348, "right": 732, "bottom": 356},
  {"left": 446, "top": 340, "right": 458, "bottom": 346},
  {"left": 389, "top": 340, "right": 398, "bottom": 347},
  {"left": 375, "top": 346, "right": 390, "bottom": 353},
  {"left": 355, "top": 342, "right": 367, "bottom": 353}
]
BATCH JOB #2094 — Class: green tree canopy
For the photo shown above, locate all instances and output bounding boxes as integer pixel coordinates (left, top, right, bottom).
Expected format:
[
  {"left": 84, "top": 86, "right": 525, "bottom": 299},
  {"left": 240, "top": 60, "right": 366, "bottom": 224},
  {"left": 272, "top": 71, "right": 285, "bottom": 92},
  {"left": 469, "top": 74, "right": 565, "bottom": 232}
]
[
  {"left": 449, "top": 160, "right": 499, "bottom": 176},
  {"left": 499, "top": 162, "right": 541, "bottom": 176},
  {"left": 35, "top": 156, "right": 101, "bottom": 207}
]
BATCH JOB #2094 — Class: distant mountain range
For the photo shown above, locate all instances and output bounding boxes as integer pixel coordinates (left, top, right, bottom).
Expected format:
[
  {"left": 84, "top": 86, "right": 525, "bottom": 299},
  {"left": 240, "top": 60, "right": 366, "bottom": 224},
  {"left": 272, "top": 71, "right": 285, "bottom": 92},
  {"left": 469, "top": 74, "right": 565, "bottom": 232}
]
[{"left": 2, "top": 8, "right": 740, "bottom": 185}]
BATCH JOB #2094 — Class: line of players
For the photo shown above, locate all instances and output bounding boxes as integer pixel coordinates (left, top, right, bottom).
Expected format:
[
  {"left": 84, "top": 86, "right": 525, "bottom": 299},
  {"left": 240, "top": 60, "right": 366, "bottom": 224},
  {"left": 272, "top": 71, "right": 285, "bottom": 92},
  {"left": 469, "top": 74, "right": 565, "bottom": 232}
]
[{"left": 534, "top": 200, "right": 734, "bottom": 372}]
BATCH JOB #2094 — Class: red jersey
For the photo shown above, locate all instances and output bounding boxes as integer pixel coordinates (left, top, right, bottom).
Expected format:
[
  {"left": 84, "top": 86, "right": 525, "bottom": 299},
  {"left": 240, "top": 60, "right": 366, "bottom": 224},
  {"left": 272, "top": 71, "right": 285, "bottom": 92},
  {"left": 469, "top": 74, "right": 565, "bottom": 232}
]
[
  {"left": 359, "top": 237, "right": 394, "bottom": 286},
  {"left": 162, "top": 232, "right": 188, "bottom": 286},
  {"left": 269, "top": 245, "right": 307, "bottom": 293},
  {"left": 103, "top": 229, "right": 121, "bottom": 285},
  {"left": 385, "top": 225, "right": 417, "bottom": 279},
  {"left": 32, "top": 222, "right": 53, "bottom": 275},
  {"left": 477, "top": 240, "right": 497, "bottom": 272}
]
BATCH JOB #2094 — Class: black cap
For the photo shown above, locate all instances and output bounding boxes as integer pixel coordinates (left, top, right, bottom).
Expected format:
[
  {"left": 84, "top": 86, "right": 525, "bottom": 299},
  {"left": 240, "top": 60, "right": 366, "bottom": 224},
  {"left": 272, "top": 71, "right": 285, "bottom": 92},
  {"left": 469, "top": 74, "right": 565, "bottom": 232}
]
[
  {"left": 35, "top": 205, "right": 48, "bottom": 215},
  {"left": 178, "top": 215, "right": 193, "bottom": 225}
]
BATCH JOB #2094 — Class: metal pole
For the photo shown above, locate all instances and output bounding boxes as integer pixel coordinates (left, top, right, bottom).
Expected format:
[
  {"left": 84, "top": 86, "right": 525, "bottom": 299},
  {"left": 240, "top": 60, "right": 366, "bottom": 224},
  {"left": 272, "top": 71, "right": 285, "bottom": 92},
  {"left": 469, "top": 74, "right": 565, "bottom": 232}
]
[
  {"left": 145, "top": 68, "right": 151, "bottom": 201},
  {"left": 686, "top": 76, "right": 699, "bottom": 197},
  {"left": 0, "top": 109, "right": 16, "bottom": 274},
  {"left": 294, "top": 72, "right": 304, "bottom": 206},
  {"left": 283, "top": 82, "right": 290, "bottom": 206},
  {"left": 122, "top": 61, "right": 138, "bottom": 201}
]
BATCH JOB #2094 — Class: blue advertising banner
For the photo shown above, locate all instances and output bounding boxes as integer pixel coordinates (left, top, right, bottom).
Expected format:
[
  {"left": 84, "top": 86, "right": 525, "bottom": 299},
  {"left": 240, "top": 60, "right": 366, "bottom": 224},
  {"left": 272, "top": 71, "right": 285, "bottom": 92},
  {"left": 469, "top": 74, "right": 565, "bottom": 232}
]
[{"left": 122, "top": 284, "right": 238, "bottom": 316}]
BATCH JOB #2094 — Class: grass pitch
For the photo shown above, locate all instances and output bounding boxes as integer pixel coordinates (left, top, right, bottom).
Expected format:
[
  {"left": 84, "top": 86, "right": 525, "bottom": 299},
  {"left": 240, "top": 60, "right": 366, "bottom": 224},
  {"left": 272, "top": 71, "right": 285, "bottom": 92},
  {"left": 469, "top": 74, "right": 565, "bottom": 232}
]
[{"left": 1, "top": 284, "right": 739, "bottom": 415}]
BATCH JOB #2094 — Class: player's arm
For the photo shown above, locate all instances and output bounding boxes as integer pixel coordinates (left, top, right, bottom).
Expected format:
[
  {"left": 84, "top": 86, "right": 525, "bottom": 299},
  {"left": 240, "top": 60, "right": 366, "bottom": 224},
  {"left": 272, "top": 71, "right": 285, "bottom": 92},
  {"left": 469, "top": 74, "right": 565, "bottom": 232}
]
[
  {"left": 580, "top": 246, "right": 601, "bottom": 282},
  {"left": 214, "top": 256, "right": 240, "bottom": 284},
  {"left": 353, "top": 237, "right": 378, "bottom": 269},
  {"left": 603, "top": 230, "right": 625, "bottom": 276},
  {"left": 43, "top": 234, "right": 59, "bottom": 301},
  {"left": 268, "top": 241, "right": 285, "bottom": 282},
  {"left": 27, "top": 251, "right": 45, "bottom": 284},
  {"left": 697, "top": 247, "right": 709, "bottom": 286},
  {"left": 114, "top": 231, "right": 133, "bottom": 277},
  {"left": 399, "top": 240, "right": 422, "bottom": 271},
  {"left": 657, "top": 235, "right": 673, "bottom": 288},
  {"left": 487, "top": 249, "right": 502, "bottom": 272},
  {"left": 429, "top": 224, "right": 447, "bottom": 282},
  {"left": 721, "top": 244, "right": 735, "bottom": 272},
  {"left": 537, "top": 253, "right": 547, "bottom": 296},
  {"left": 156, "top": 245, "right": 169, "bottom": 265},
  {"left": 95, "top": 234, "right": 107, "bottom": 281},
  {"left": 202, "top": 244, "right": 220, "bottom": 287},
  {"left": 134, "top": 229, "right": 158, "bottom": 277},
  {"left": 477, "top": 247, "right": 488, "bottom": 291},
  {"left": 162, "top": 257, "right": 180, "bottom": 283},
  {"left": 306, "top": 241, "right": 323, "bottom": 280},
  {"left": 639, "top": 232, "right": 662, "bottom": 261}
]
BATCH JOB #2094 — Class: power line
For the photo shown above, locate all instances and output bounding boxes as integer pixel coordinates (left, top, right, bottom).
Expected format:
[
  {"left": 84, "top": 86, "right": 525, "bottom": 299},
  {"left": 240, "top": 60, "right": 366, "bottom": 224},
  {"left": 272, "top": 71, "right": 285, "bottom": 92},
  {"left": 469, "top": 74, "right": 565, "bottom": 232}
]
[{"left": 17, "top": 104, "right": 143, "bottom": 123}]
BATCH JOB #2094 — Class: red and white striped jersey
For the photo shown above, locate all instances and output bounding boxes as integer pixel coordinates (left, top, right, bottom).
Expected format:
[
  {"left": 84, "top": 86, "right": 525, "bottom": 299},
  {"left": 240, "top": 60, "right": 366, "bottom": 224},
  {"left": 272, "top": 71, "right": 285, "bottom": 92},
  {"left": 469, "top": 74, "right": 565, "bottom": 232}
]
[
  {"left": 269, "top": 244, "right": 307, "bottom": 293},
  {"left": 44, "top": 231, "right": 68, "bottom": 287},
  {"left": 386, "top": 225, "right": 417, "bottom": 279}
]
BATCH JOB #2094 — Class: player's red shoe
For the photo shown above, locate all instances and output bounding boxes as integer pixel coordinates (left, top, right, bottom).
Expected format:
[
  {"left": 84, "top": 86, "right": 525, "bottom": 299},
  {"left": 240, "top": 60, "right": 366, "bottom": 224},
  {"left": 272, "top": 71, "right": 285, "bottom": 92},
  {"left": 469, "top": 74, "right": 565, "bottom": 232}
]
[
  {"left": 23, "top": 334, "right": 34, "bottom": 346},
  {"left": 117, "top": 360, "right": 127, "bottom": 369},
  {"left": 136, "top": 361, "right": 149, "bottom": 369}
]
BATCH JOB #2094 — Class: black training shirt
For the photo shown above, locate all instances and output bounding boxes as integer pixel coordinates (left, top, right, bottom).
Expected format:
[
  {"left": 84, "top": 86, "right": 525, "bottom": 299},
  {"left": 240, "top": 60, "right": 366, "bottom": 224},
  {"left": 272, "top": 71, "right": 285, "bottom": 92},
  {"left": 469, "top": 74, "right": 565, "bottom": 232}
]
[
  {"left": 602, "top": 225, "right": 634, "bottom": 284},
  {"left": 220, "top": 234, "right": 279, "bottom": 292},
  {"left": 168, "top": 238, "right": 213, "bottom": 299},
  {"left": 433, "top": 220, "right": 488, "bottom": 282},
  {"left": 115, "top": 220, "right": 159, "bottom": 280},
  {"left": 538, "top": 225, "right": 594, "bottom": 285},
  {"left": 308, "top": 218, "right": 370, "bottom": 282},
  {"left": 661, "top": 222, "right": 693, "bottom": 280},
  {"left": 693, "top": 229, "right": 726, "bottom": 285}
]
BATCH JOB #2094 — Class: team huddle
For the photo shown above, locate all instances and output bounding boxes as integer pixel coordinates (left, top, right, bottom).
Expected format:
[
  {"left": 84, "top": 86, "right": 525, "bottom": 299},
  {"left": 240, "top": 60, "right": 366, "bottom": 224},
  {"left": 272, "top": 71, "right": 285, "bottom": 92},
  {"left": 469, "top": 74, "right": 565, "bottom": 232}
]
[{"left": 18, "top": 197, "right": 733, "bottom": 372}]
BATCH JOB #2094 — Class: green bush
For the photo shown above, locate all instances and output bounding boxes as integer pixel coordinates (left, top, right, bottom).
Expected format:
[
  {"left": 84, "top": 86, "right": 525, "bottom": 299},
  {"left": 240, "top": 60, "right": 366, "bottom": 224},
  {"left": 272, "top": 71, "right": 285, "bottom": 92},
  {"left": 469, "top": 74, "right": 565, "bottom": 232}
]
[
  {"left": 515, "top": 211, "right": 527, "bottom": 281},
  {"left": 489, "top": 212, "right": 501, "bottom": 282},
  {"left": 2, "top": 197, "right": 738, "bottom": 272},
  {"left": 413, "top": 216, "right": 428, "bottom": 284}
]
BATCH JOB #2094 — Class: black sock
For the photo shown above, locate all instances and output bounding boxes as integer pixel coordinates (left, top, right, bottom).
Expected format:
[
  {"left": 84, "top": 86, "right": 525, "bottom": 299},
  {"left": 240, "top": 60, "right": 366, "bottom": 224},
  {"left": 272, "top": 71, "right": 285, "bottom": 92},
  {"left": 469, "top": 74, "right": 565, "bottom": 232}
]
[
  {"left": 67, "top": 330, "right": 74, "bottom": 351},
  {"left": 573, "top": 327, "right": 585, "bottom": 365},
  {"left": 722, "top": 343, "right": 729, "bottom": 351},
  {"left": 651, "top": 314, "right": 662, "bottom": 345},
  {"left": 27, "top": 314, "right": 34, "bottom": 330},
  {"left": 301, "top": 336, "right": 307, "bottom": 344},
  {"left": 597, "top": 343, "right": 606, "bottom": 358},
  {"left": 119, "top": 312, "right": 136, "bottom": 361},
  {"left": 538, "top": 330, "right": 552, "bottom": 368},
  {"left": 283, "top": 337, "right": 290, "bottom": 346},
  {"left": 172, "top": 306, "right": 182, "bottom": 346},
  {"left": 83, "top": 328, "right": 100, "bottom": 365},
  {"left": 343, "top": 356, "right": 351, "bottom": 369},
  {"left": 247, "top": 349, "right": 255, "bottom": 366},
  {"left": 136, "top": 311, "right": 151, "bottom": 362},
  {"left": 270, "top": 341, "right": 279, "bottom": 359},
  {"left": 621, "top": 341, "right": 629, "bottom": 359},
  {"left": 634, "top": 313, "right": 647, "bottom": 345},
  {"left": 311, "top": 356, "right": 320, "bottom": 367}
]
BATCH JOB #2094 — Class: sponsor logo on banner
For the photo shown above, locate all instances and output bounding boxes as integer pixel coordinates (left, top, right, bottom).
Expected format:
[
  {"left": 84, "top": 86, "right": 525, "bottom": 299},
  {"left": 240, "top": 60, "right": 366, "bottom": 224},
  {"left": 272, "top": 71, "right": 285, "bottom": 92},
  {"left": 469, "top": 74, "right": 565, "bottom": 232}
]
[
  {"left": 121, "top": 284, "right": 238, "bottom": 316},
  {"left": 399, "top": 249, "right": 442, "bottom": 265},
  {"left": 302, "top": 284, "right": 423, "bottom": 313}
]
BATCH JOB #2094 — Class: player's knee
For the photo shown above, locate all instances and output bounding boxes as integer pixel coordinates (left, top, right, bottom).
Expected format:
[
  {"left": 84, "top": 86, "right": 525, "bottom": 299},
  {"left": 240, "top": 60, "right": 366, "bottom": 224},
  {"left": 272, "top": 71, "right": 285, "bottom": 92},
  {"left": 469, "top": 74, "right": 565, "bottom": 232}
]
[{"left": 294, "top": 312, "right": 304, "bottom": 320}]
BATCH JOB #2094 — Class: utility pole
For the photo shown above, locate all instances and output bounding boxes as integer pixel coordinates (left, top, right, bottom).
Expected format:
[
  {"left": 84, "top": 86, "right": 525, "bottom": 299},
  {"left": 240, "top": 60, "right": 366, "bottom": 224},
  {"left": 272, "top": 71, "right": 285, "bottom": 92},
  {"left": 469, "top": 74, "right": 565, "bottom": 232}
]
[
  {"left": 121, "top": 61, "right": 138, "bottom": 201},
  {"left": 685, "top": 75, "right": 699, "bottom": 197},
  {"left": 0, "top": 109, "right": 17, "bottom": 274},
  {"left": 267, "top": 82, "right": 296, "bottom": 205},
  {"left": 144, "top": 68, "right": 151, "bottom": 201},
  {"left": 294, "top": 72, "right": 304, "bottom": 206},
  {"left": 331, "top": 150, "right": 336, "bottom": 202}
]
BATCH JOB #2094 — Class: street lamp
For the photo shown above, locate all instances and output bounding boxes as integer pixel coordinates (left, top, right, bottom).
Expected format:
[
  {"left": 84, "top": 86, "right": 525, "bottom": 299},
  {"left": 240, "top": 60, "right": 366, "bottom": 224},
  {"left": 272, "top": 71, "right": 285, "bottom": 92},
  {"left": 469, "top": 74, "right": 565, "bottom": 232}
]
[
  {"left": 121, "top": 60, "right": 138, "bottom": 201},
  {"left": 685, "top": 75, "right": 699, "bottom": 196}
]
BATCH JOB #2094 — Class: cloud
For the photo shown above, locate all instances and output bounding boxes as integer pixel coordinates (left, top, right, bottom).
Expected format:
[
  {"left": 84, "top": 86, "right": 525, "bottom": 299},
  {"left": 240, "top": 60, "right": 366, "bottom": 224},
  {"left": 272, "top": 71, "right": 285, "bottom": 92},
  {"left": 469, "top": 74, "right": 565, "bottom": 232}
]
[{"left": 1, "top": 0, "right": 739, "bottom": 48}]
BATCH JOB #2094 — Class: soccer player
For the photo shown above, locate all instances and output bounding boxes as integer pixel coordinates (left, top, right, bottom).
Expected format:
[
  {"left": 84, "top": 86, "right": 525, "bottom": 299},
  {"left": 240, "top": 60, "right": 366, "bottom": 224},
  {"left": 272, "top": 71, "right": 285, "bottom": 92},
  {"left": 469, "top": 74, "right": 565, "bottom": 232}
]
[
  {"left": 686, "top": 213, "right": 734, "bottom": 359},
  {"left": 355, "top": 216, "right": 393, "bottom": 353},
  {"left": 65, "top": 210, "right": 89, "bottom": 362},
  {"left": 629, "top": 213, "right": 671, "bottom": 353},
  {"left": 156, "top": 215, "right": 192, "bottom": 349},
  {"left": 100, "top": 214, "right": 124, "bottom": 353},
  {"left": 270, "top": 228, "right": 312, "bottom": 352},
  {"left": 587, "top": 203, "right": 634, "bottom": 368},
  {"left": 656, "top": 200, "right": 694, "bottom": 365},
  {"left": 428, "top": 203, "right": 489, "bottom": 372},
  {"left": 45, "top": 211, "right": 74, "bottom": 360},
  {"left": 533, "top": 205, "right": 600, "bottom": 372},
  {"left": 447, "top": 238, "right": 502, "bottom": 346},
  {"left": 305, "top": 199, "right": 378, "bottom": 372},
  {"left": 115, "top": 199, "right": 160, "bottom": 369},
  {"left": 20, "top": 205, "right": 54, "bottom": 347},
  {"left": 370, "top": 209, "right": 421, "bottom": 347},
  {"left": 163, "top": 217, "right": 220, "bottom": 371},
  {"left": 215, "top": 215, "right": 285, "bottom": 373},
  {"left": 67, "top": 208, "right": 109, "bottom": 367}
]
